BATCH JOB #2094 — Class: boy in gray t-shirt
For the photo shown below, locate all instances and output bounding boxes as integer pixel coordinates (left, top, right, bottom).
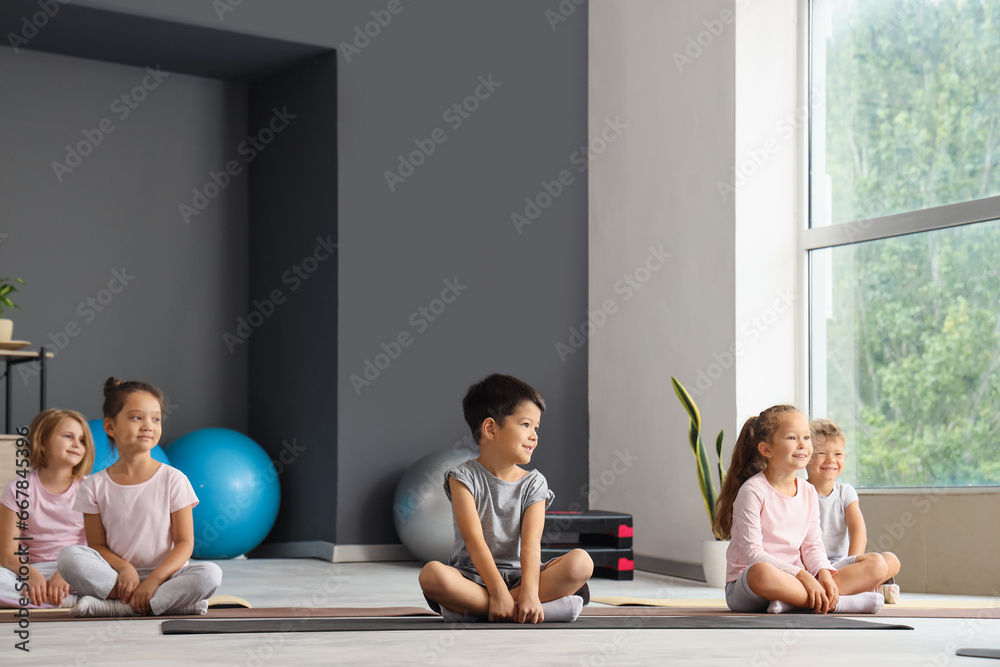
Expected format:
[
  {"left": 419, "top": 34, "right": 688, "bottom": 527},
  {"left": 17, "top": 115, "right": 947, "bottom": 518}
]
[{"left": 419, "top": 374, "right": 593, "bottom": 623}]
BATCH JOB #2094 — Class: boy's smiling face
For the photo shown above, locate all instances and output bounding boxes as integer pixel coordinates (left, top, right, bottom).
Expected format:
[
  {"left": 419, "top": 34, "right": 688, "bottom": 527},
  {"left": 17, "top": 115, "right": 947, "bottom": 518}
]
[
  {"left": 807, "top": 436, "right": 846, "bottom": 482},
  {"left": 484, "top": 401, "right": 540, "bottom": 465}
]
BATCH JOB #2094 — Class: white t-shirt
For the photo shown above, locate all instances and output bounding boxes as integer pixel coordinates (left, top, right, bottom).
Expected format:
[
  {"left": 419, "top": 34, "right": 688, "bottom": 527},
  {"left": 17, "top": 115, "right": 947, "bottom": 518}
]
[
  {"left": 73, "top": 464, "right": 198, "bottom": 570},
  {"left": 0, "top": 470, "right": 86, "bottom": 563},
  {"left": 815, "top": 481, "right": 859, "bottom": 562}
]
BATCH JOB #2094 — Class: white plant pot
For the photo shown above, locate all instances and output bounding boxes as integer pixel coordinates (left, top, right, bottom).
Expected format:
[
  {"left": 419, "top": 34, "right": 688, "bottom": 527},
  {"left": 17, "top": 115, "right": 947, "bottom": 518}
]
[
  {"left": 702, "top": 539, "right": 729, "bottom": 588},
  {"left": 0, "top": 319, "right": 12, "bottom": 342}
]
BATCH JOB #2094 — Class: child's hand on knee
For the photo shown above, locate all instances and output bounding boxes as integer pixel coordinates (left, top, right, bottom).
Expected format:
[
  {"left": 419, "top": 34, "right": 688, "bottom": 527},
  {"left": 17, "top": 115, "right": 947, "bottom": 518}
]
[
  {"left": 516, "top": 593, "right": 543, "bottom": 624},
  {"left": 129, "top": 579, "right": 158, "bottom": 614},
  {"left": 488, "top": 589, "right": 516, "bottom": 622},
  {"left": 115, "top": 563, "right": 140, "bottom": 603},
  {"left": 797, "top": 569, "right": 831, "bottom": 614},
  {"left": 818, "top": 569, "right": 839, "bottom": 612},
  {"left": 47, "top": 571, "right": 70, "bottom": 606},
  {"left": 27, "top": 567, "right": 48, "bottom": 607}
]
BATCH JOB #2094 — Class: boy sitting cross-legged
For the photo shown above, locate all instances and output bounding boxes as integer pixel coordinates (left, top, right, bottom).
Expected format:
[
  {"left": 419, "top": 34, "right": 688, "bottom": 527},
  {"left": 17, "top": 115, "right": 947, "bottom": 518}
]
[
  {"left": 419, "top": 374, "right": 593, "bottom": 623},
  {"left": 806, "top": 418, "right": 902, "bottom": 603}
]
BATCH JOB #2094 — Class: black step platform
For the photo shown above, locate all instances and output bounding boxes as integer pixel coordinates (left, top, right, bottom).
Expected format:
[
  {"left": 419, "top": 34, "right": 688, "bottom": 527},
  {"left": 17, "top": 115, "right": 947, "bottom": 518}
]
[{"left": 543, "top": 511, "right": 634, "bottom": 580}]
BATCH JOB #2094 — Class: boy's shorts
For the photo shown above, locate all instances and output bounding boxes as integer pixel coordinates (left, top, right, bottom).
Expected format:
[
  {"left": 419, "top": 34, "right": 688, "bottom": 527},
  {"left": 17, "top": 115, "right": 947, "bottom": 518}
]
[
  {"left": 725, "top": 566, "right": 769, "bottom": 612},
  {"left": 424, "top": 559, "right": 590, "bottom": 612}
]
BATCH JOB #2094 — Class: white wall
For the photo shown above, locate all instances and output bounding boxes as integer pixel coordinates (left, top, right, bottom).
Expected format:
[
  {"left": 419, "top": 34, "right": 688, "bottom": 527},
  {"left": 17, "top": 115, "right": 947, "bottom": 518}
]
[
  {"left": 734, "top": 0, "right": 803, "bottom": 416},
  {"left": 589, "top": 0, "right": 738, "bottom": 567}
]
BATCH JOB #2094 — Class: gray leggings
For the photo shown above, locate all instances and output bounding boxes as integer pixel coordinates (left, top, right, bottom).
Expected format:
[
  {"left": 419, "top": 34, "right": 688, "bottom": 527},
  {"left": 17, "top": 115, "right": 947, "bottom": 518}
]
[{"left": 58, "top": 545, "right": 221, "bottom": 615}]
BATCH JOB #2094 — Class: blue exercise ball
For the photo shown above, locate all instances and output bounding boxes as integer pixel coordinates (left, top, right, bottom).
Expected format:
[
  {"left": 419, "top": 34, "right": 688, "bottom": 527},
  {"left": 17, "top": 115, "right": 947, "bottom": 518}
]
[
  {"left": 87, "top": 418, "right": 171, "bottom": 473},
  {"left": 166, "top": 428, "right": 280, "bottom": 559},
  {"left": 393, "top": 445, "right": 479, "bottom": 563}
]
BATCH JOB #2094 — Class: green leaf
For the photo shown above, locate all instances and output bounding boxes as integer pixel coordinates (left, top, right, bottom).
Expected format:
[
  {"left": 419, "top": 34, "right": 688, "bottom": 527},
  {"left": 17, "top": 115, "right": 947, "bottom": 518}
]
[
  {"left": 716, "top": 430, "right": 726, "bottom": 486},
  {"left": 671, "top": 376, "right": 701, "bottom": 432}
]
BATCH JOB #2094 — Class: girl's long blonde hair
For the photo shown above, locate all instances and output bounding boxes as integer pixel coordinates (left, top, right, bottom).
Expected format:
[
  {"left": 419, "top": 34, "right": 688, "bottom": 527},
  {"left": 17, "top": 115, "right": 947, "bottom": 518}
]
[{"left": 712, "top": 405, "right": 802, "bottom": 539}]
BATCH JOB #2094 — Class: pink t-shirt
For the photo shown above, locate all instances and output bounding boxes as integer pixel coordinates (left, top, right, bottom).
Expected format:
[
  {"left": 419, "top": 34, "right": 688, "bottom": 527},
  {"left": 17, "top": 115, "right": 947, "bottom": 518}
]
[
  {"left": 0, "top": 470, "right": 86, "bottom": 563},
  {"left": 726, "top": 472, "right": 835, "bottom": 582},
  {"left": 73, "top": 464, "right": 198, "bottom": 570}
]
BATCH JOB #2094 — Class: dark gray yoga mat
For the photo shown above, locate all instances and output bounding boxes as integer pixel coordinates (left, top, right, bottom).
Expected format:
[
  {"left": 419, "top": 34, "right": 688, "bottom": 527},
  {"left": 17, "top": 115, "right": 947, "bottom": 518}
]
[
  {"left": 161, "top": 616, "right": 913, "bottom": 635},
  {"left": 957, "top": 648, "right": 1000, "bottom": 659}
]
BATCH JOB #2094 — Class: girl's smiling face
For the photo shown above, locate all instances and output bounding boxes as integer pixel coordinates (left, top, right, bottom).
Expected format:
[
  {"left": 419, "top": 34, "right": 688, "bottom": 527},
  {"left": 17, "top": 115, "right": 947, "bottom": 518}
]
[
  {"left": 42, "top": 417, "right": 88, "bottom": 469},
  {"left": 759, "top": 412, "right": 812, "bottom": 472},
  {"left": 105, "top": 391, "right": 162, "bottom": 454}
]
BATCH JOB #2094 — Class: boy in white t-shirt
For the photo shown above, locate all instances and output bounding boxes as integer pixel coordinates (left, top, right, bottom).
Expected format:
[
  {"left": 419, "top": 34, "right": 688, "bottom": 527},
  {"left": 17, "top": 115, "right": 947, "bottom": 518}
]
[{"left": 806, "top": 418, "right": 901, "bottom": 603}]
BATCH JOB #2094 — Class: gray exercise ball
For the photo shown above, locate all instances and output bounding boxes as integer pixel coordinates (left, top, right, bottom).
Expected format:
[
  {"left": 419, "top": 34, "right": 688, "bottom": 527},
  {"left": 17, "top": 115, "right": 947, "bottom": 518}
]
[{"left": 393, "top": 446, "right": 478, "bottom": 563}]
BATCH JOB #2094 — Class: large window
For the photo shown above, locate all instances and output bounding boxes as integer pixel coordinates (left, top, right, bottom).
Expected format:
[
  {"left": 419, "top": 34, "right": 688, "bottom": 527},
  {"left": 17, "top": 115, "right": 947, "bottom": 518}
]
[{"left": 807, "top": 0, "right": 1000, "bottom": 487}]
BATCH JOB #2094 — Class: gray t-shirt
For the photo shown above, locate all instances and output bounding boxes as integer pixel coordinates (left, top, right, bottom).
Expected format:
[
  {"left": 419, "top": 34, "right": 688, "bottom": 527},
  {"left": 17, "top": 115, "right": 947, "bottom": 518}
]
[
  {"left": 816, "top": 481, "right": 860, "bottom": 562},
  {"left": 444, "top": 459, "right": 554, "bottom": 571}
]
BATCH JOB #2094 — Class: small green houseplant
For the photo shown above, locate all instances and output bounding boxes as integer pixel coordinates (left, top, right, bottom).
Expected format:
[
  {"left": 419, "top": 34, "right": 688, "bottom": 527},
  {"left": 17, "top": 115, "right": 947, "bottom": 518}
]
[
  {"left": 0, "top": 277, "right": 25, "bottom": 318},
  {"left": 671, "top": 376, "right": 729, "bottom": 587},
  {"left": 0, "top": 277, "right": 25, "bottom": 341},
  {"left": 671, "top": 376, "right": 725, "bottom": 527}
]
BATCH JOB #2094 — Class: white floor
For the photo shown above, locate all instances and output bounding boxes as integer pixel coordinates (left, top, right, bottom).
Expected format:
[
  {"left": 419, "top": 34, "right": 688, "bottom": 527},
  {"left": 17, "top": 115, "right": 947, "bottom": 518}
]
[{"left": 6, "top": 559, "right": 1000, "bottom": 666}]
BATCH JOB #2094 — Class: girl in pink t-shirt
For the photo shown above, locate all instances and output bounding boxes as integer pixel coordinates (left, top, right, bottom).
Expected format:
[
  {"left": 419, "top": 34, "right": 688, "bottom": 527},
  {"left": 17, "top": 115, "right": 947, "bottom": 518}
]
[
  {"left": 713, "top": 405, "right": 887, "bottom": 614},
  {"left": 58, "top": 378, "right": 221, "bottom": 617},
  {"left": 0, "top": 409, "right": 94, "bottom": 608}
]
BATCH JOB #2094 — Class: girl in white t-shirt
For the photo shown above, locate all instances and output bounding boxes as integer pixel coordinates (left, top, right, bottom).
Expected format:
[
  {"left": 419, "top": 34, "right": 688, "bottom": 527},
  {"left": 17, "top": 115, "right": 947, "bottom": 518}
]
[
  {"left": 58, "top": 378, "right": 222, "bottom": 617},
  {"left": 0, "top": 409, "right": 94, "bottom": 608}
]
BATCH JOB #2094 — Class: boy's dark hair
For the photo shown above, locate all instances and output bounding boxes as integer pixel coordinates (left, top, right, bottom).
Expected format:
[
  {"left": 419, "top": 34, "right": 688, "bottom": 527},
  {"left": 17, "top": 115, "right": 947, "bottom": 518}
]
[{"left": 462, "top": 374, "right": 545, "bottom": 444}]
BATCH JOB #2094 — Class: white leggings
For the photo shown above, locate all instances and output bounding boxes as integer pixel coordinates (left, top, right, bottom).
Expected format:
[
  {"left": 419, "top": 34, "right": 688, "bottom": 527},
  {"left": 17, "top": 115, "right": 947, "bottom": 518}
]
[
  {"left": 0, "top": 560, "right": 75, "bottom": 608},
  {"left": 58, "top": 545, "right": 221, "bottom": 615}
]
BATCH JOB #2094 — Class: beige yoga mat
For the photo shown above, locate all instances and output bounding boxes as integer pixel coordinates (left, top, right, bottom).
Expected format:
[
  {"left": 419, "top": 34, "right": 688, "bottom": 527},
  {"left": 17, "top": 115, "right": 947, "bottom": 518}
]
[
  {"left": 588, "top": 597, "right": 1000, "bottom": 619},
  {"left": 592, "top": 596, "right": 1000, "bottom": 609}
]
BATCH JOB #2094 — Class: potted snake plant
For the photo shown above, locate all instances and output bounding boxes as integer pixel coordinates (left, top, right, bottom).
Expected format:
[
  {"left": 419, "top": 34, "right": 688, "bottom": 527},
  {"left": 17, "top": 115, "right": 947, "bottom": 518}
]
[{"left": 671, "top": 376, "right": 728, "bottom": 587}]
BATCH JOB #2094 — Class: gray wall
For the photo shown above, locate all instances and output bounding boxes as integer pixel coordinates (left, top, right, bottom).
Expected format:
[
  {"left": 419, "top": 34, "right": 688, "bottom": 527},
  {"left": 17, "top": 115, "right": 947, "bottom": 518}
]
[
  {"left": 247, "top": 54, "right": 339, "bottom": 544},
  {"left": 0, "top": 46, "right": 248, "bottom": 440},
  {"left": 11, "top": 0, "right": 590, "bottom": 546}
]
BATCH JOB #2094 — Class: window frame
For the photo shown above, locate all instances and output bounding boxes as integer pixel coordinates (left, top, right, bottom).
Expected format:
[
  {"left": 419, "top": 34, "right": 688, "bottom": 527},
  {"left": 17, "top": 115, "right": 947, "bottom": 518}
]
[{"left": 802, "top": 0, "right": 1000, "bottom": 489}]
